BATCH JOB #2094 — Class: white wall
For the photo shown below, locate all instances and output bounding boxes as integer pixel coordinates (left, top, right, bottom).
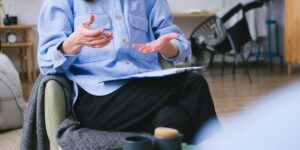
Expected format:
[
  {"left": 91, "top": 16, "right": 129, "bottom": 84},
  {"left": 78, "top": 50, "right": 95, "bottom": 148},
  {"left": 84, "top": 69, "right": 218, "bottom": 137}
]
[
  {"left": 2, "top": 0, "right": 43, "bottom": 25},
  {"left": 167, "top": 0, "right": 224, "bottom": 12},
  {"left": 167, "top": 0, "right": 223, "bottom": 38},
  {"left": 1, "top": 0, "right": 42, "bottom": 71}
]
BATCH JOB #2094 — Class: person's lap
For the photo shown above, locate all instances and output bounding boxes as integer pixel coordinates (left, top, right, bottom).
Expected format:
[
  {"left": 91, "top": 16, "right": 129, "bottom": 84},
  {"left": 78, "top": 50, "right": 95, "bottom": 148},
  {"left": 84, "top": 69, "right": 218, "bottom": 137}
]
[{"left": 74, "top": 72, "right": 218, "bottom": 143}]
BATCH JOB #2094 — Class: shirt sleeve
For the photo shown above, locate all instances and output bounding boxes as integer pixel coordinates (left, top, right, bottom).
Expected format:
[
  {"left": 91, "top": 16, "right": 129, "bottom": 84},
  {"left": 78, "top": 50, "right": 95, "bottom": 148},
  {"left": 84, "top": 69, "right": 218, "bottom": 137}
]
[
  {"left": 37, "top": 0, "right": 78, "bottom": 75},
  {"left": 149, "top": 0, "right": 191, "bottom": 65}
]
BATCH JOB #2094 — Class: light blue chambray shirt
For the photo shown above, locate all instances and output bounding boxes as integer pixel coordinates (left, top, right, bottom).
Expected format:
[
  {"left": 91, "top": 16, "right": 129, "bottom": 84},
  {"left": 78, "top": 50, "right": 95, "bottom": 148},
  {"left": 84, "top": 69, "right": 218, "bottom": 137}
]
[{"left": 38, "top": 0, "right": 191, "bottom": 104}]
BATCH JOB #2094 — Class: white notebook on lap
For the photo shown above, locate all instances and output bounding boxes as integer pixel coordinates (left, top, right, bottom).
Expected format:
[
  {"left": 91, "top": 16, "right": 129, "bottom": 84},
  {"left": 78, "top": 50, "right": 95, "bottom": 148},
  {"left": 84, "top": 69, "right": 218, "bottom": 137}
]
[
  {"left": 128, "top": 66, "right": 207, "bottom": 78},
  {"left": 101, "top": 66, "right": 207, "bottom": 83}
]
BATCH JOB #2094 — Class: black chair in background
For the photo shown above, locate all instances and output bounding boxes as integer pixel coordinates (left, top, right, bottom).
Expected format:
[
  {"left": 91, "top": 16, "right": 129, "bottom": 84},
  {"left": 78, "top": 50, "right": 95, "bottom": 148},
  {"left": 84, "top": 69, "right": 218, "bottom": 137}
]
[
  {"left": 190, "top": 16, "right": 229, "bottom": 69},
  {"left": 190, "top": 15, "right": 252, "bottom": 83}
]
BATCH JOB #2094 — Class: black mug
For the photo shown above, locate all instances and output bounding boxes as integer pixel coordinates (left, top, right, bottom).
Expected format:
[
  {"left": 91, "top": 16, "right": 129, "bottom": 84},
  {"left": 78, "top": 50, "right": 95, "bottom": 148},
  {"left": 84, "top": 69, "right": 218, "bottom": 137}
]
[
  {"left": 10, "top": 16, "right": 18, "bottom": 25},
  {"left": 123, "top": 136, "right": 153, "bottom": 150},
  {"left": 154, "top": 134, "right": 183, "bottom": 150}
]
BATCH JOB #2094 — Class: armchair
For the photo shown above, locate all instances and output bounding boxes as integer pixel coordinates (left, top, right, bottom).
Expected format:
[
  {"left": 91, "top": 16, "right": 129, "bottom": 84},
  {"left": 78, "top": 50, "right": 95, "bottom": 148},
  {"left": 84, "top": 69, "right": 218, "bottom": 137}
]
[{"left": 43, "top": 58, "right": 197, "bottom": 150}]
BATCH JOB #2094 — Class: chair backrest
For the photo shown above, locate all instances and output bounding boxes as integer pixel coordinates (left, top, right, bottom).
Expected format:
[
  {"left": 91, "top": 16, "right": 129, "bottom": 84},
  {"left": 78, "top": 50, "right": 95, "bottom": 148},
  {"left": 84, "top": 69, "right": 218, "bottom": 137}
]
[{"left": 190, "top": 16, "right": 228, "bottom": 49}]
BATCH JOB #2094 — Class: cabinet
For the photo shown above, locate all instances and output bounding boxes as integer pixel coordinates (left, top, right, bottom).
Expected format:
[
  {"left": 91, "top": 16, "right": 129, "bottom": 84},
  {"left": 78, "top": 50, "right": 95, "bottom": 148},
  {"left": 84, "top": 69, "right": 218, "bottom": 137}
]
[
  {"left": 285, "top": 0, "right": 300, "bottom": 74},
  {"left": 0, "top": 25, "right": 37, "bottom": 83}
]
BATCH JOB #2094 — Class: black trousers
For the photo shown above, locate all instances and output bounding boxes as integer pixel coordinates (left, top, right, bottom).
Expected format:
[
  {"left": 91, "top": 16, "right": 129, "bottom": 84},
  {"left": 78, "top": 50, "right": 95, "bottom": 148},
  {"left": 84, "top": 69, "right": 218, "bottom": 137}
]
[{"left": 74, "top": 72, "right": 219, "bottom": 143}]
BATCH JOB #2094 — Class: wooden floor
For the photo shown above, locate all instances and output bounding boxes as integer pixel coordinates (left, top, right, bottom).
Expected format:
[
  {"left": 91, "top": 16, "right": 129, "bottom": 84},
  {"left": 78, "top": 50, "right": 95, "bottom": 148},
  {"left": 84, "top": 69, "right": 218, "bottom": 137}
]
[{"left": 1, "top": 66, "right": 300, "bottom": 150}]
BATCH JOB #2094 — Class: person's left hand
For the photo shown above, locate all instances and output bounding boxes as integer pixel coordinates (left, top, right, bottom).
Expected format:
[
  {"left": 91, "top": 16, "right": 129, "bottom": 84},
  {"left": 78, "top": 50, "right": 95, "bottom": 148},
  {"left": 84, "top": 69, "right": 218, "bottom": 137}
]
[{"left": 132, "top": 33, "right": 180, "bottom": 53}]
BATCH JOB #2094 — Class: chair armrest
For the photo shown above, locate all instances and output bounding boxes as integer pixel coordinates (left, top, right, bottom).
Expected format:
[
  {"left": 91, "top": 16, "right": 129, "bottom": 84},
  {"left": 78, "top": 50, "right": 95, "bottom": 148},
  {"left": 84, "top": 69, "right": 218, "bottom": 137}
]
[{"left": 45, "top": 80, "right": 67, "bottom": 149}]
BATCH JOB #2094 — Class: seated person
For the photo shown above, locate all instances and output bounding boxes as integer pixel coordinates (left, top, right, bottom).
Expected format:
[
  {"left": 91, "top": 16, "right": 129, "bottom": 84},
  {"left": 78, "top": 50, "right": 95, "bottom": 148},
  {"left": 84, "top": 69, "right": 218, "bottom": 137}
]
[{"left": 38, "top": 0, "right": 220, "bottom": 143}]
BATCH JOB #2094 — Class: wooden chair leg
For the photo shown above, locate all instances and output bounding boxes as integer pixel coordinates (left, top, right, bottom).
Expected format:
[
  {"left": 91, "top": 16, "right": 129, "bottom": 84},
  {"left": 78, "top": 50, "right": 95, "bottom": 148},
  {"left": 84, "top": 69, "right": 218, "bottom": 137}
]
[
  {"left": 209, "top": 53, "right": 215, "bottom": 67},
  {"left": 19, "top": 48, "right": 25, "bottom": 80},
  {"left": 232, "top": 55, "right": 237, "bottom": 74},
  {"left": 241, "top": 54, "right": 252, "bottom": 84},
  {"left": 288, "top": 63, "right": 293, "bottom": 75},
  {"left": 221, "top": 54, "right": 225, "bottom": 76},
  {"left": 25, "top": 47, "right": 33, "bottom": 83}
]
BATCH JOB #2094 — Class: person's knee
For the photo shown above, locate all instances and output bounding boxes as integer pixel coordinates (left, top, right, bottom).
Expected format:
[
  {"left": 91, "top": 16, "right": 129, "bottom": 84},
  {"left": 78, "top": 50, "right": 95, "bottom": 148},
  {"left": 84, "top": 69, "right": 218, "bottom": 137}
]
[
  {"left": 185, "top": 73, "right": 208, "bottom": 87},
  {"left": 152, "top": 105, "right": 194, "bottom": 142}
]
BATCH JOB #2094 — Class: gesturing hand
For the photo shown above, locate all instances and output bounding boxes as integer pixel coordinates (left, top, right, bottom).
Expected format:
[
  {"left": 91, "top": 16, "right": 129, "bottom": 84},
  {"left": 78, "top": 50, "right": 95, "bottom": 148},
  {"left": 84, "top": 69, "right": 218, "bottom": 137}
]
[
  {"left": 61, "top": 15, "right": 113, "bottom": 55},
  {"left": 132, "top": 32, "right": 180, "bottom": 53}
]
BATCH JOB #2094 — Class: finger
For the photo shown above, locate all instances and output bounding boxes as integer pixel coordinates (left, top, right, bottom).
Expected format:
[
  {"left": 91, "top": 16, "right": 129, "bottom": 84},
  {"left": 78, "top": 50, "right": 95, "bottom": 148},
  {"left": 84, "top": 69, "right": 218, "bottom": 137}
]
[
  {"left": 145, "top": 44, "right": 155, "bottom": 51},
  {"left": 141, "top": 48, "right": 155, "bottom": 53},
  {"left": 85, "top": 30, "right": 113, "bottom": 40},
  {"left": 83, "top": 28, "right": 106, "bottom": 37},
  {"left": 89, "top": 43, "right": 110, "bottom": 48},
  {"left": 83, "top": 36, "right": 102, "bottom": 42},
  {"left": 81, "top": 36, "right": 112, "bottom": 44},
  {"left": 81, "top": 17, "right": 113, "bottom": 39},
  {"left": 99, "top": 33, "right": 113, "bottom": 40},
  {"left": 133, "top": 45, "right": 149, "bottom": 51},
  {"left": 145, "top": 43, "right": 159, "bottom": 51},
  {"left": 139, "top": 47, "right": 148, "bottom": 53},
  {"left": 134, "top": 44, "right": 156, "bottom": 52},
  {"left": 86, "top": 39, "right": 110, "bottom": 46},
  {"left": 90, "top": 41, "right": 111, "bottom": 48},
  {"left": 138, "top": 45, "right": 151, "bottom": 51},
  {"left": 133, "top": 44, "right": 154, "bottom": 49},
  {"left": 141, "top": 45, "right": 156, "bottom": 53},
  {"left": 132, "top": 44, "right": 146, "bottom": 49},
  {"left": 83, "top": 15, "right": 95, "bottom": 26},
  {"left": 101, "top": 31, "right": 113, "bottom": 38}
]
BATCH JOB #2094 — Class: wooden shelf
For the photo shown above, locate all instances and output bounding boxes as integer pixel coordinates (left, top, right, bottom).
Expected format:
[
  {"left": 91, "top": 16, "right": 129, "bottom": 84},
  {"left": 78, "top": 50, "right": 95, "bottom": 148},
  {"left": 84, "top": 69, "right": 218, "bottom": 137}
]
[
  {"left": 2, "top": 42, "right": 33, "bottom": 48},
  {"left": 0, "top": 25, "right": 34, "bottom": 30},
  {"left": 0, "top": 25, "right": 37, "bottom": 83},
  {"left": 173, "top": 12, "right": 213, "bottom": 18}
]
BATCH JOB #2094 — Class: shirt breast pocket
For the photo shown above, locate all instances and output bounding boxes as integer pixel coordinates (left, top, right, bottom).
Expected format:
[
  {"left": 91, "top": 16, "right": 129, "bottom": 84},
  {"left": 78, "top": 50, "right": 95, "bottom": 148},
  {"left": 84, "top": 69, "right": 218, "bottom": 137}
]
[
  {"left": 128, "top": 12, "right": 156, "bottom": 62},
  {"left": 74, "top": 13, "right": 116, "bottom": 63},
  {"left": 128, "top": 12, "right": 149, "bottom": 43}
]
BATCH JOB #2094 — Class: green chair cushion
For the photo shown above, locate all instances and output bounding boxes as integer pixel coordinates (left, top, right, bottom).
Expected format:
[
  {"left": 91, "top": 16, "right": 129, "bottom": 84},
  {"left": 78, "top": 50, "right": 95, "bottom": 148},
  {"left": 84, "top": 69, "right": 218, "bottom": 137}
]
[
  {"left": 45, "top": 80, "right": 67, "bottom": 149},
  {"left": 159, "top": 55, "right": 174, "bottom": 69}
]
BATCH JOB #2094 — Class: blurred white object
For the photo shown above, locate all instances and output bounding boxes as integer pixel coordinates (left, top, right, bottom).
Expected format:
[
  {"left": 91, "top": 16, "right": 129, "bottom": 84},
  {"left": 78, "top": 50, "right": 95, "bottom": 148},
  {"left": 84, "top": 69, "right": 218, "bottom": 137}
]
[
  {"left": 244, "top": 2, "right": 268, "bottom": 41},
  {"left": 196, "top": 80, "right": 300, "bottom": 150},
  {"left": 0, "top": 52, "right": 25, "bottom": 131}
]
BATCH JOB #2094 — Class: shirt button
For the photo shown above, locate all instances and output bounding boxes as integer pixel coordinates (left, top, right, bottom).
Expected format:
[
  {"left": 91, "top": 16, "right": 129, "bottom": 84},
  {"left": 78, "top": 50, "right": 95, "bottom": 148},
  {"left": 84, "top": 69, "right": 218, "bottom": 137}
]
[
  {"left": 116, "top": 15, "right": 123, "bottom": 20},
  {"left": 122, "top": 39, "right": 129, "bottom": 46},
  {"left": 123, "top": 60, "right": 130, "bottom": 65}
]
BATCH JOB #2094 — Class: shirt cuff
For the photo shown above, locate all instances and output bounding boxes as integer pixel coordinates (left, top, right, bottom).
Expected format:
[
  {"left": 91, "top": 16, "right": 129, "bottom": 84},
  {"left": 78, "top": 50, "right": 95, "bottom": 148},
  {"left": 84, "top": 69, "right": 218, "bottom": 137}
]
[
  {"left": 52, "top": 42, "right": 78, "bottom": 70},
  {"left": 161, "top": 38, "right": 188, "bottom": 65}
]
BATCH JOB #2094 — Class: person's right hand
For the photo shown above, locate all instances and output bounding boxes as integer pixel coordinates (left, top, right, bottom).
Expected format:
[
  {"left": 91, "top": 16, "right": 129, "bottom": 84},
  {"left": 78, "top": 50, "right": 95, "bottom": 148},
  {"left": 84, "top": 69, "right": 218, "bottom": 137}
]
[{"left": 60, "top": 15, "right": 113, "bottom": 55}]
